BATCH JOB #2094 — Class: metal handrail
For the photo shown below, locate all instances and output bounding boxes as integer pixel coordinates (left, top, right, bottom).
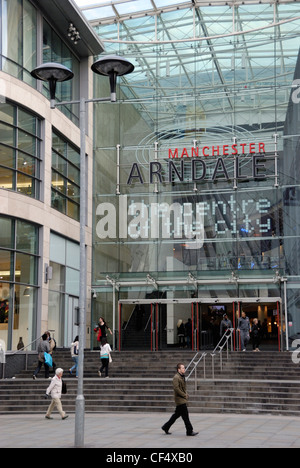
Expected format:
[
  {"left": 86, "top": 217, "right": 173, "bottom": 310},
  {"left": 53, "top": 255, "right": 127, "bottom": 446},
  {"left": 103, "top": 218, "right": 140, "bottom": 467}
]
[
  {"left": 186, "top": 328, "right": 235, "bottom": 391},
  {"left": 210, "top": 328, "right": 234, "bottom": 378},
  {"left": 186, "top": 352, "right": 207, "bottom": 391},
  {"left": 8, "top": 335, "right": 43, "bottom": 373}
]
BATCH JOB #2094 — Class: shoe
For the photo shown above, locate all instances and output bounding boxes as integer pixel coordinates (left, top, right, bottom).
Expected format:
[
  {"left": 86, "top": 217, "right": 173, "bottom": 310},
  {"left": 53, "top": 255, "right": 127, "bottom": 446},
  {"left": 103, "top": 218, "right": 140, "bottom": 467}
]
[
  {"left": 69, "top": 369, "right": 72, "bottom": 375},
  {"left": 105, "top": 376, "right": 109, "bottom": 379},
  {"left": 62, "top": 415, "right": 69, "bottom": 420},
  {"left": 33, "top": 375, "right": 36, "bottom": 380},
  {"left": 187, "top": 432, "right": 198, "bottom": 436},
  {"left": 45, "top": 415, "right": 53, "bottom": 420},
  {"left": 98, "top": 371, "right": 101, "bottom": 377},
  {"left": 162, "top": 426, "right": 171, "bottom": 435}
]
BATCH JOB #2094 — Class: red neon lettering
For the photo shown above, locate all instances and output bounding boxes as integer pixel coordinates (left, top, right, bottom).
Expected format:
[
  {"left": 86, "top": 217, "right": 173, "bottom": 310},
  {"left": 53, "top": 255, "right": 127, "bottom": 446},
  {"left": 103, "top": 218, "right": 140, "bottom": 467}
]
[
  {"left": 223, "top": 145, "right": 229, "bottom": 156},
  {"left": 181, "top": 148, "right": 189, "bottom": 158},
  {"left": 249, "top": 143, "right": 255, "bottom": 154},
  {"left": 232, "top": 144, "right": 238, "bottom": 155},
  {"left": 240, "top": 143, "right": 247, "bottom": 154},
  {"left": 192, "top": 147, "right": 199, "bottom": 157},
  {"left": 259, "top": 142, "right": 265, "bottom": 153},
  {"left": 202, "top": 147, "right": 210, "bottom": 157},
  {"left": 212, "top": 146, "right": 220, "bottom": 156},
  {"left": 169, "top": 148, "right": 178, "bottom": 158}
]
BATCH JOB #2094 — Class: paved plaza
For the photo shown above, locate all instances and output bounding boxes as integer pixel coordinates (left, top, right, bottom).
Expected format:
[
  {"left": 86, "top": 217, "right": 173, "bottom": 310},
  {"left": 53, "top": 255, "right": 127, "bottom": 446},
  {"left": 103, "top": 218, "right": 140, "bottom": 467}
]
[{"left": 1, "top": 411, "right": 300, "bottom": 449}]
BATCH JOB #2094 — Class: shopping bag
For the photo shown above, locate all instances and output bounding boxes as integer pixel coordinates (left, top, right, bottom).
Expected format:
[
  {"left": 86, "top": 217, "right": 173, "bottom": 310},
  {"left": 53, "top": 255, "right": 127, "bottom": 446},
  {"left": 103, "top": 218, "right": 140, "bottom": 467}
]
[{"left": 44, "top": 352, "right": 53, "bottom": 367}]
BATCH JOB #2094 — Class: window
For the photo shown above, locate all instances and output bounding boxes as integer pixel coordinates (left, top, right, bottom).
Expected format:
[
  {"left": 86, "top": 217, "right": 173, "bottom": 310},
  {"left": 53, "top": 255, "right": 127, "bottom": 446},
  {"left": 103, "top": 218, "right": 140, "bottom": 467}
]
[
  {"left": 0, "top": 102, "right": 41, "bottom": 199},
  {"left": 0, "top": 216, "right": 39, "bottom": 351},
  {"left": 1, "top": 0, "right": 37, "bottom": 86},
  {"left": 43, "top": 20, "right": 80, "bottom": 125},
  {"left": 51, "top": 130, "right": 80, "bottom": 221}
]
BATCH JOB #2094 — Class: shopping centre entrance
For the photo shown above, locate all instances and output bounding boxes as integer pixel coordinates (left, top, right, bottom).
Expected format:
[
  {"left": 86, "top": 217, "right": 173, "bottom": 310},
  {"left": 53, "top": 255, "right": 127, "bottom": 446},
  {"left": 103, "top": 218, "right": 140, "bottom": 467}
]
[{"left": 118, "top": 297, "right": 283, "bottom": 352}]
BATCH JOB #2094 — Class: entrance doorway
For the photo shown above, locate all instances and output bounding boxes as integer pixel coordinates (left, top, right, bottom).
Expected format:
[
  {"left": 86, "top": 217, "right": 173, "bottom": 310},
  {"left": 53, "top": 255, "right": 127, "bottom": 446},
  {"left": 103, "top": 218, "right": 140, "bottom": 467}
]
[{"left": 118, "top": 297, "right": 283, "bottom": 351}]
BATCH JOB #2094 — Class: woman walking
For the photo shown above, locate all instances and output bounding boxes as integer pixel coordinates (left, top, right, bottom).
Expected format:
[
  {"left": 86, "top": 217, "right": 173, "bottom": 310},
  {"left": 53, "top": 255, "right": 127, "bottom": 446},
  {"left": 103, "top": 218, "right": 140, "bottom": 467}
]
[
  {"left": 98, "top": 338, "right": 112, "bottom": 378},
  {"left": 94, "top": 317, "right": 112, "bottom": 345},
  {"left": 45, "top": 368, "right": 68, "bottom": 420},
  {"left": 69, "top": 336, "right": 79, "bottom": 377}
]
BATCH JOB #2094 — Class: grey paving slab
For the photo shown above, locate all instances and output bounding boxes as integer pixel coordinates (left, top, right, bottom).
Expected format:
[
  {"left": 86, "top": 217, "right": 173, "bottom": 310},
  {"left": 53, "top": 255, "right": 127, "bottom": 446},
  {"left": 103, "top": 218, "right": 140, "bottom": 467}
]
[{"left": 0, "top": 412, "right": 300, "bottom": 449}]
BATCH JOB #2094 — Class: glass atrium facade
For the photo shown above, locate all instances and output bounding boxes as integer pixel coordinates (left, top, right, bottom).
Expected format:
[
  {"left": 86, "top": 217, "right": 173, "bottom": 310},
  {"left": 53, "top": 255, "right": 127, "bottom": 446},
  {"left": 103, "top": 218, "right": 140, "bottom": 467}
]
[{"left": 81, "top": 1, "right": 300, "bottom": 350}]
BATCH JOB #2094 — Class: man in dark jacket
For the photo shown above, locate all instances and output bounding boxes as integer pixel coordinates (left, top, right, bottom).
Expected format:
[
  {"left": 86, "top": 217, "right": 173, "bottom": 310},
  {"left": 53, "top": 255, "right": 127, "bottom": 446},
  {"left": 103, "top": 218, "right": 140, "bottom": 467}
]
[{"left": 161, "top": 363, "right": 198, "bottom": 436}]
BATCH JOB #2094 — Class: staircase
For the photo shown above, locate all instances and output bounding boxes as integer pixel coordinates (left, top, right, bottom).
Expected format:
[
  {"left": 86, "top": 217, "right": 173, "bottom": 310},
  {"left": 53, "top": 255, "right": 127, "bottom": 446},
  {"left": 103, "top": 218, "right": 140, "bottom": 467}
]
[{"left": 1, "top": 350, "right": 300, "bottom": 416}]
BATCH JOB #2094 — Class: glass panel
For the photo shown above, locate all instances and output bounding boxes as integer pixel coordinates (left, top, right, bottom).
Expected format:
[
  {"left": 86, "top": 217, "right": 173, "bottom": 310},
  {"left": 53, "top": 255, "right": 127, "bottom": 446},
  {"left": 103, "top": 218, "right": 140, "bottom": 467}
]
[
  {"left": 18, "top": 129, "right": 36, "bottom": 155},
  {"left": 67, "top": 199, "right": 79, "bottom": 221},
  {"left": 66, "top": 240, "right": 80, "bottom": 270},
  {"left": 0, "top": 251, "right": 12, "bottom": 281},
  {"left": 67, "top": 146, "right": 80, "bottom": 167},
  {"left": 12, "top": 285, "right": 37, "bottom": 351},
  {"left": 49, "top": 262, "right": 65, "bottom": 292},
  {"left": 51, "top": 189, "right": 66, "bottom": 215},
  {"left": 18, "top": 109, "right": 36, "bottom": 135},
  {"left": 0, "top": 145, "right": 15, "bottom": 168},
  {"left": 52, "top": 152, "right": 67, "bottom": 176},
  {"left": 17, "top": 153, "right": 36, "bottom": 176},
  {"left": 0, "top": 103, "right": 14, "bottom": 125},
  {"left": 16, "top": 220, "right": 38, "bottom": 254},
  {"left": 0, "top": 122, "right": 14, "bottom": 146},
  {"left": 48, "top": 291, "right": 64, "bottom": 347},
  {"left": 22, "top": 0, "right": 37, "bottom": 83},
  {"left": 67, "top": 164, "right": 80, "bottom": 185},
  {"left": 16, "top": 172, "right": 35, "bottom": 197},
  {"left": 0, "top": 282, "right": 11, "bottom": 347},
  {"left": 15, "top": 253, "right": 37, "bottom": 285},
  {"left": 52, "top": 171, "right": 66, "bottom": 195},
  {"left": 0, "top": 217, "right": 12, "bottom": 249},
  {"left": 50, "top": 234, "right": 66, "bottom": 264},
  {"left": 65, "top": 267, "right": 79, "bottom": 296},
  {"left": 0, "top": 166, "right": 14, "bottom": 190}
]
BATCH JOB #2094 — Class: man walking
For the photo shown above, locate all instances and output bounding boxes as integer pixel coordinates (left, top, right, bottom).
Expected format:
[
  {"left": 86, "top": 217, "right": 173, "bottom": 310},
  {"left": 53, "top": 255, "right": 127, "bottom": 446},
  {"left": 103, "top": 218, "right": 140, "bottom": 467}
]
[
  {"left": 161, "top": 363, "right": 198, "bottom": 436},
  {"left": 238, "top": 311, "right": 251, "bottom": 351}
]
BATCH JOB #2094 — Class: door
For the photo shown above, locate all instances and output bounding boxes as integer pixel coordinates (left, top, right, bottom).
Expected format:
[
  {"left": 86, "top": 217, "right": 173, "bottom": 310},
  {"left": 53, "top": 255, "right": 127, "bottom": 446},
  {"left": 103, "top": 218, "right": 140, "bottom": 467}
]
[
  {"left": 118, "top": 297, "right": 283, "bottom": 351},
  {"left": 65, "top": 296, "right": 79, "bottom": 348}
]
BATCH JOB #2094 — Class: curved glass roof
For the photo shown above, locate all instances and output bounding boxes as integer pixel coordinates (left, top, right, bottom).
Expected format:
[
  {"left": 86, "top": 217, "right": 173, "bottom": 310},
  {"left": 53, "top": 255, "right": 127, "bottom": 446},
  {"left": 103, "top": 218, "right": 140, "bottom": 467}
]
[{"left": 75, "top": 0, "right": 300, "bottom": 141}]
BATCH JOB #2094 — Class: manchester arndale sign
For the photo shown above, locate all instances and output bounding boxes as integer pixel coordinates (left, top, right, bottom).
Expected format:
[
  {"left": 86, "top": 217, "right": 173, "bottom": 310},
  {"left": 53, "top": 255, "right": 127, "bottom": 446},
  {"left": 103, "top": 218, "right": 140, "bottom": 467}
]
[
  {"left": 95, "top": 140, "right": 273, "bottom": 246},
  {"left": 127, "top": 142, "right": 267, "bottom": 185}
]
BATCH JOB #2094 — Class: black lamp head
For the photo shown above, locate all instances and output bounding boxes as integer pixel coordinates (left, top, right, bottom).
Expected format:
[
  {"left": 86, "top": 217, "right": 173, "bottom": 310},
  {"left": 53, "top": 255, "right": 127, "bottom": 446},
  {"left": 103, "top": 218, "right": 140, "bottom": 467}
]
[
  {"left": 91, "top": 55, "right": 135, "bottom": 102},
  {"left": 31, "top": 62, "right": 74, "bottom": 106}
]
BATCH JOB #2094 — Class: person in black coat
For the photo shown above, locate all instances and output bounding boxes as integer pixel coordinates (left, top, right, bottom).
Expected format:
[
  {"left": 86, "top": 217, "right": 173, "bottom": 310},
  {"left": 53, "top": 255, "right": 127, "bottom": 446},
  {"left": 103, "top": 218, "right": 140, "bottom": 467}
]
[{"left": 251, "top": 318, "right": 261, "bottom": 352}]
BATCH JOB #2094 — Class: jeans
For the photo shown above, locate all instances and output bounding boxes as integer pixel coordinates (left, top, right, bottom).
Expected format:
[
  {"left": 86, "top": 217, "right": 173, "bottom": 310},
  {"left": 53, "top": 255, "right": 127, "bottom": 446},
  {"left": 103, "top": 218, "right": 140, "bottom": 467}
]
[
  {"left": 33, "top": 361, "right": 49, "bottom": 378},
  {"left": 70, "top": 356, "right": 78, "bottom": 377},
  {"left": 162, "top": 404, "right": 193, "bottom": 435},
  {"left": 100, "top": 358, "right": 109, "bottom": 377}
]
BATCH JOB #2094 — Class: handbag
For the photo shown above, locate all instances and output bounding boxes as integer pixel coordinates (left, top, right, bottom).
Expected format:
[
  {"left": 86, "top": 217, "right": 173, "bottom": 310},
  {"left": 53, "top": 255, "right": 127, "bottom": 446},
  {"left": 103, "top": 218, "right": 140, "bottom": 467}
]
[
  {"left": 62, "top": 379, "right": 67, "bottom": 394},
  {"left": 44, "top": 352, "right": 53, "bottom": 367}
]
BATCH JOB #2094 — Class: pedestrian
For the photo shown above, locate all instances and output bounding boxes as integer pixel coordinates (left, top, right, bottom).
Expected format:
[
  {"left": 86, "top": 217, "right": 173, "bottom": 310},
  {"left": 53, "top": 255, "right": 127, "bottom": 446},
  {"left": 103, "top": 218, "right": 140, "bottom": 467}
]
[
  {"left": 69, "top": 336, "right": 79, "bottom": 377},
  {"left": 238, "top": 311, "right": 251, "bottom": 351},
  {"left": 33, "top": 333, "right": 50, "bottom": 379},
  {"left": 220, "top": 313, "right": 232, "bottom": 337},
  {"left": 94, "top": 317, "right": 112, "bottom": 345},
  {"left": 161, "top": 363, "right": 198, "bottom": 437},
  {"left": 251, "top": 318, "right": 261, "bottom": 352},
  {"left": 45, "top": 368, "right": 68, "bottom": 420},
  {"left": 98, "top": 338, "right": 112, "bottom": 378},
  {"left": 177, "top": 319, "right": 186, "bottom": 348},
  {"left": 46, "top": 331, "right": 57, "bottom": 374}
]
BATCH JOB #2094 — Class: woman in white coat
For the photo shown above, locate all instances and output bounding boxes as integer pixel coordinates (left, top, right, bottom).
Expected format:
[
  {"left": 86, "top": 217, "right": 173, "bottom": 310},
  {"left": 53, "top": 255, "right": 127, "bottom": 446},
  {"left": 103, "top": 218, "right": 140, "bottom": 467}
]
[{"left": 45, "top": 368, "right": 68, "bottom": 420}]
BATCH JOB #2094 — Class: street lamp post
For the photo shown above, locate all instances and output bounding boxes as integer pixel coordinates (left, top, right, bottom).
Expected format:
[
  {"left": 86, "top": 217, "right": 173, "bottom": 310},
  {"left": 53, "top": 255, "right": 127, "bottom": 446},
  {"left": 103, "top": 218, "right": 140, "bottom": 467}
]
[{"left": 31, "top": 56, "right": 134, "bottom": 448}]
